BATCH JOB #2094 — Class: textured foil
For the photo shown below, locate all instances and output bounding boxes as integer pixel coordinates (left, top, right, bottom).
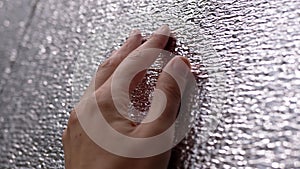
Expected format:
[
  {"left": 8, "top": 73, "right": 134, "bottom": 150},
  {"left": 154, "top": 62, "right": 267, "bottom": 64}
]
[{"left": 0, "top": 0, "right": 299, "bottom": 168}]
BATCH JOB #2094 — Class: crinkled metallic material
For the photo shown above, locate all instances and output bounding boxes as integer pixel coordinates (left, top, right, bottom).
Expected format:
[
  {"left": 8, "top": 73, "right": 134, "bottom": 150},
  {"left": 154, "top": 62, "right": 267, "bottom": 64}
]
[{"left": 0, "top": 0, "right": 299, "bottom": 168}]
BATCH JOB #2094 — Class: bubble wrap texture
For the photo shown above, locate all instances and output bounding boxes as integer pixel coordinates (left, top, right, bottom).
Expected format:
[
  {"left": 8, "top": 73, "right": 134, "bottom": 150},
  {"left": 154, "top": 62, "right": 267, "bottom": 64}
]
[{"left": 0, "top": 0, "right": 300, "bottom": 168}]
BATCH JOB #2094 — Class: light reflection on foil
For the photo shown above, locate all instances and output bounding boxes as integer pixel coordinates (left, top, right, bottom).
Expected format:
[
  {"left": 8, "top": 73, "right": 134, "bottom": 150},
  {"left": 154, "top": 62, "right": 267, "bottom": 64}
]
[{"left": 0, "top": 0, "right": 299, "bottom": 168}]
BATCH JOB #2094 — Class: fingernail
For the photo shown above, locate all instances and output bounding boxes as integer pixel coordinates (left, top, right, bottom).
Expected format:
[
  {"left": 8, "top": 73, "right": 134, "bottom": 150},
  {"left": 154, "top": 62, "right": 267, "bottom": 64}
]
[
  {"left": 130, "top": 29, "right": 141, "bottom": 37},
  {"left": 154, "top": 25, "right": 170, "bottom": 36}
]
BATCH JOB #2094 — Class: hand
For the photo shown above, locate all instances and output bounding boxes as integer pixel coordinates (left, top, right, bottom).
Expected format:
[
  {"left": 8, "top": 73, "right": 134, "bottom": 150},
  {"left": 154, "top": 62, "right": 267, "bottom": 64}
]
[{"left": 62, "top": 25, "right": 191, "bottom": 169}]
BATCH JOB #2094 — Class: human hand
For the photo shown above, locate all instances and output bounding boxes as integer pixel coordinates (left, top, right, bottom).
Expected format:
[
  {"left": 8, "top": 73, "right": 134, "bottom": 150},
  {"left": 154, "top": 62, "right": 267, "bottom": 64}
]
[{"left": 62, "top": 25, "right": 192, "bottom": 169}]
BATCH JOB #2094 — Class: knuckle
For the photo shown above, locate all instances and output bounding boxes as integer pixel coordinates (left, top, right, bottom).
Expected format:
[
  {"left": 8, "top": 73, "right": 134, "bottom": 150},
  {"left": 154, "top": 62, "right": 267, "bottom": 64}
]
[
  {"left": 122, "top": 41, "right": 131, "bottom": 49},
  {"left": 98, "top": 57, "right": 120, "bottom": 71},
  {"left": 134, "top": 124, "right": 167, "bottom": 138},
  {"left": 95, "top": 88, "right": 113, "bottom": 111},
  {"left": 68, "top": 110, "right": 79, "bottom": 125}
]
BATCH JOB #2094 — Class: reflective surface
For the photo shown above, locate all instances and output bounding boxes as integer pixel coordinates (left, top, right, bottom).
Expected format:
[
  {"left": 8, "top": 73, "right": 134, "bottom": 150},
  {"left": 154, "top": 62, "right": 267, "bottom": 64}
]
[{"left": 0, "top": 0, "right": 300, "bottom": 168}]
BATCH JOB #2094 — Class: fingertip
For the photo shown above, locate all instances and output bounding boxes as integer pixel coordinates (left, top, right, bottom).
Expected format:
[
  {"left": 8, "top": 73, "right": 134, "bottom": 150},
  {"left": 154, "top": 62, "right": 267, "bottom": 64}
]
[
  {"left": 154, "top": 24, "right": 171, "bottom": 37},
  {"left": 128, "top": 29, "right": 143, "bottom": 44},
  {"left": 176, "top": 56, "right": 191, "bottom": 69},
  {"left": 129, "top": 29, "right": 142, "bottom": 37},
  {"left": 160, "top": 56, "right": 191, "bottom": 101}
]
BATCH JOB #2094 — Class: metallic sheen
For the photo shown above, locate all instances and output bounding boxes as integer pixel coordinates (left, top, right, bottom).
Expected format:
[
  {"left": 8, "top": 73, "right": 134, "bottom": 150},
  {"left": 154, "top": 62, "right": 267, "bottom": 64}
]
[{"left": 0, "top": 0, "right": 299, "bottom": 168}]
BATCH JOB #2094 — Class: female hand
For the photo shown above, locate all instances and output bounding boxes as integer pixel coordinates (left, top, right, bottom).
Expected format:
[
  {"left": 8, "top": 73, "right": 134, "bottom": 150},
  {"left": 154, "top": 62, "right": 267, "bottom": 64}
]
[{"left": 62, "top": 25, "right": 191, "bottom": 169}]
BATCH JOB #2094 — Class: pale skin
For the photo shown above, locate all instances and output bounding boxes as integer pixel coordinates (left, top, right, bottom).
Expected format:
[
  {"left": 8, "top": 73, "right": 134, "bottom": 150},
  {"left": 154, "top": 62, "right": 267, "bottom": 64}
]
[{"left": 62, "top": 25, "right": 191, "bottom": 169}]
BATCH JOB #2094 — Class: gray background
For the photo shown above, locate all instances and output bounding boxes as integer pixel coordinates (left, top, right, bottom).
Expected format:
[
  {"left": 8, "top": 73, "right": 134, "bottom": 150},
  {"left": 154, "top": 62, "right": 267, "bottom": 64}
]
[{"left": 0, "top": 0, "right": 299, "bottom": 168}]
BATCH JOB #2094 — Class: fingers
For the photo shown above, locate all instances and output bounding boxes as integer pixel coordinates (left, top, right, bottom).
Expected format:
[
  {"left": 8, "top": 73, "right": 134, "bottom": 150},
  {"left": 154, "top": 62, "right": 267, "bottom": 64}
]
[
  {"left": 139, "top": 56, "right": 191, "bottom": 135},
  {"left": 96, "top": 25, "right": 172, "bottom": 121},
  {"left": 111, "top": 25, "right": 171, "bottom": 93},
  {"left": 96, "top": 25, "right": 171, "bottom": 92},
  {"left": 95, "top": 30, "right": 143, "bottom": 89}
]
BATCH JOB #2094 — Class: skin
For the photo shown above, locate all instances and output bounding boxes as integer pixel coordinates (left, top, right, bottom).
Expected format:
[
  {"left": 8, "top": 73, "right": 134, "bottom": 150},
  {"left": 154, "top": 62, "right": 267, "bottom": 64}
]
[{"left": 62, "top": 25, "right": 191, "bottom": 169}]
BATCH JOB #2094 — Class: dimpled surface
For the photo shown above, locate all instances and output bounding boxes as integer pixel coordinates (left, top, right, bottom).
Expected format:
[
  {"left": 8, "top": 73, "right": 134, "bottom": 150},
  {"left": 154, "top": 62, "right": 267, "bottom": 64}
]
[{"left": 0, "top": 0, "right": 300, "bottom": 168}]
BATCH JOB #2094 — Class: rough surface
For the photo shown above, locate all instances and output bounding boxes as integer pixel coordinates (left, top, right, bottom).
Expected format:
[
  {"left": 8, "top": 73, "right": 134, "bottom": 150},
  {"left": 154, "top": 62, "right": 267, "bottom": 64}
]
[{"left": 0, "top": 0, "right": 300, "bottom": 168}]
